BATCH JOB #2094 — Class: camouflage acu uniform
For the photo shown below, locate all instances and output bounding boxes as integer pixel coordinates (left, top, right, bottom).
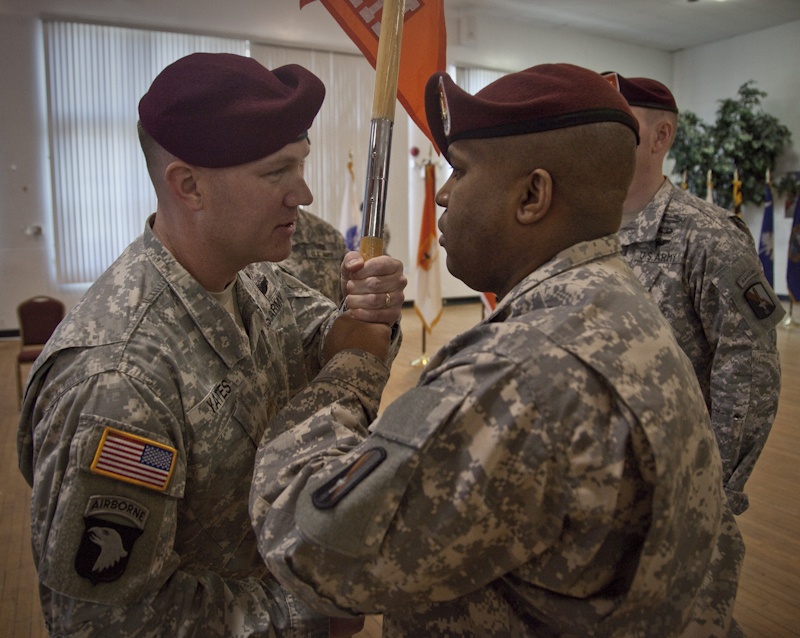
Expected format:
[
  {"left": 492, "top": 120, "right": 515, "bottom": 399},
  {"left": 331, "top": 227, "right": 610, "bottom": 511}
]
[
  {"left": 619, "top": 179, "right": 784, "bottom": 514},
  {"left": 17, "top": 216, "right": 342, "bottom": 637},
  {"left": 251, "top": 235, "right": 743, "bottom": 637},
  {"left": 279, "top": 208, "right": 348, "bottom": 305}
]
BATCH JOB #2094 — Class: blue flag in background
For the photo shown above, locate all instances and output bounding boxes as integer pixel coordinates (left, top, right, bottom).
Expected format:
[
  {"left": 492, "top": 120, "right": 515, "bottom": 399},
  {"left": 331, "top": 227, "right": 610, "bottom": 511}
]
[
  {"left": 759, "top": 183, "right": 774, "bottom": 287},
  {"left": 788, "top": 192, "right": 800, "bottom": 301}
]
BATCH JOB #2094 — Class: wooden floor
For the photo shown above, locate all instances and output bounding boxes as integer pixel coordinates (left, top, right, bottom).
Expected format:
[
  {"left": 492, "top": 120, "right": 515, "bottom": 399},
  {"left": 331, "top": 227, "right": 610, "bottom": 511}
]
[{"left": 1, "top": 301, "right": 798, "bottom": 637}]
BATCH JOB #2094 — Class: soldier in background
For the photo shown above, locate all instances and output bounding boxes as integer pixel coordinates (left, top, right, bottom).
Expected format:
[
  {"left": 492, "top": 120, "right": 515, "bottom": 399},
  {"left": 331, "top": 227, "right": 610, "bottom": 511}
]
[
  {"left": 249, "top": 64, "right": 743, "bottom": 636},
  {"left": 279, "top": 208, "right": 348, "bottom": 305},
  {"left": 277, "top": 204, "right": 391, "bottom": 307},
  {"left": 605, "top": 72, "right": 785, "bottom": 515},
  {"left": 17, "top": 52, "right": 405, "bottom": 637}
]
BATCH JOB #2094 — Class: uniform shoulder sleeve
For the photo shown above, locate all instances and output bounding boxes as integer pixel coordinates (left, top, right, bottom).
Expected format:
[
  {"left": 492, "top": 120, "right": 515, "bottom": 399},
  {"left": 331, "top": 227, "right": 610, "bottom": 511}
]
[{"left": 684, "top": 210, "right": 785, "bottom": 337}]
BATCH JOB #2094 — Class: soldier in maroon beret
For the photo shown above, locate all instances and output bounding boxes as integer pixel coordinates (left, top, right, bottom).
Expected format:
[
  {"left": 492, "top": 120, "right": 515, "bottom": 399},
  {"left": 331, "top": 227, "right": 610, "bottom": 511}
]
[
  {"left": 249, "top": 63, "right": 743, "bottom": 637},
  {"left": 19, "top": 52, "right": 405, "bottom": 637},
  {"left": 604, "top": 72, "right": 784, "bottom": 517},
  {"left": 423, "top": 63, "right": 641, "bottom": 295}
]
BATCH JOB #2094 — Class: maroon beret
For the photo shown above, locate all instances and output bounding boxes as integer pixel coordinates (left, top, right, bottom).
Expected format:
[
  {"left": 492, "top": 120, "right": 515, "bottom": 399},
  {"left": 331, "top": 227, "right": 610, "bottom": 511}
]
[
  {"left": 424, "top": 63, "right": 639, "bottom": 161},
  {"left": 139, "top": 53, "right": 325, "bottom": 167},
  {"left": 602, "top": 72, "right": 678, "bottom": 113}
]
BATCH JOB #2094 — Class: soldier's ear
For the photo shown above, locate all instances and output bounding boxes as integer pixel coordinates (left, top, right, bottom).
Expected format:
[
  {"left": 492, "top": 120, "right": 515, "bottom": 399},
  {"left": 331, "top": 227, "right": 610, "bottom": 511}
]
[
  {"left": 517, "top": 169, "right": 552, "bottom": 225},
  {"left": 654, "top": 118, "right": 675, "bottom": 153},
  {"left": 165, "top": 162, "right": 204, "bottom": 211}
]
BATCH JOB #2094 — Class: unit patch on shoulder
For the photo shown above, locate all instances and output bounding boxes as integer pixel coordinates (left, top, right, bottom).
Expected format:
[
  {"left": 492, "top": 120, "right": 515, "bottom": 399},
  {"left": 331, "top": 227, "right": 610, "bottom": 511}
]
[
  {"left": 91, "top": 427, "right": 176, "bottom": 492},
  {"left": 75, "top": 495, "right": 149, "bottom": 584},
  {"left": 744, "top": 282, "right": 776, "bottom": 320}
]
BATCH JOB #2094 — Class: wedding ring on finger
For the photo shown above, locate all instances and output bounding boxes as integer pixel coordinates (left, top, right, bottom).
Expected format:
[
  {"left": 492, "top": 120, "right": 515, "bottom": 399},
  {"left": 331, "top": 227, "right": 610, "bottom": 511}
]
[{"left": 382, "top": 292, "right": 391, "bottom": 309}]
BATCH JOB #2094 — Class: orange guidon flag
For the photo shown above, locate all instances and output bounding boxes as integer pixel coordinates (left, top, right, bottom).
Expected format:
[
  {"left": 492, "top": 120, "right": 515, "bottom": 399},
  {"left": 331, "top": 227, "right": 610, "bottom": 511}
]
[
  {"left": 480, "top": 291, "right": 497, "bottom": 316},
  {"left": 414, "top": 162, "right": 443, "bottom": 333},
  {"left": 300, "top": 0, "right": 447, "bottom": 146}
]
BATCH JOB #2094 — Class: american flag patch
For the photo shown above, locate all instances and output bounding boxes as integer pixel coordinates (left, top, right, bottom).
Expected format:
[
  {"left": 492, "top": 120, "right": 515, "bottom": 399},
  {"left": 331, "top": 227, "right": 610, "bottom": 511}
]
[{"left": 91, "top": 427, "right": 176, "bottom": 492}]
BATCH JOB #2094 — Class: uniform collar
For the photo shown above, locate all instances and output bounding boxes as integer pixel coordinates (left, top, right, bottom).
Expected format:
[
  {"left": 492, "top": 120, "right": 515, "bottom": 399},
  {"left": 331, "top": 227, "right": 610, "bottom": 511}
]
[
  {"left": 618, "top": 178, "right": 675, "bottom": 245},
  {"left": 144, "top": 215, "right": 256, "bottom": 367},
  {"left": 487, "top": 234, "right": 622, "bottom": 321}
]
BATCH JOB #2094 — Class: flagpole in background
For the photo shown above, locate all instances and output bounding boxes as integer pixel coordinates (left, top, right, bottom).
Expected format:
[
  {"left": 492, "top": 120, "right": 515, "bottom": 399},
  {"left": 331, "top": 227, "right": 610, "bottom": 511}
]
[
  {"left": 412, "top": 149, "right": 443, "bottom": 367},
  {"left": 359, "top": 0, "right": 405, "bottom": 260},
  {"left": 783, "top": 185, "right": 800, "bottom": 328},
  {"left": 759, "top": 169, "right": 774, "bottom": 288},
  {"left": 733, "top": 168, "right": 743, "bottom": 218},
  {"left": 339, "top": 149, "right": 361, "bottom": 251}
]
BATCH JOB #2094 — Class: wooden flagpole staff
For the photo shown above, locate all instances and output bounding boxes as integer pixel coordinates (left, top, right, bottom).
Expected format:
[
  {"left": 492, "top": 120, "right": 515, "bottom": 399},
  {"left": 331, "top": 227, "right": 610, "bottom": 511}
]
[{"left": 359, "top": 0, "right": 405, "bottom": 260}]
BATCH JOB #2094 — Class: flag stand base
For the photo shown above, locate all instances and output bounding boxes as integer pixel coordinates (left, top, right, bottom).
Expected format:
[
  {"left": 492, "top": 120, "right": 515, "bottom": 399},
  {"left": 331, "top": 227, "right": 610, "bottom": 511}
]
[
  {"left": 781, "top": 299, "right": 800, "bottom": 329},
  {"left": 411, "top": 354, "right": 429, "bottom": 367},
  {"left": 411, "top": 325, "right": 429, "bottom": 367},
  {"left": 780, "top": 314, "right": 800, "bottom": 329}
]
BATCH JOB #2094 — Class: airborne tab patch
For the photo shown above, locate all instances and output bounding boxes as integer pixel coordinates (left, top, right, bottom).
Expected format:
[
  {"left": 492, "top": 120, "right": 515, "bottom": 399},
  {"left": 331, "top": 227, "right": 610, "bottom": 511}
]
[{"left": 91, "top": 427, "right": 176, "bottom": 492}]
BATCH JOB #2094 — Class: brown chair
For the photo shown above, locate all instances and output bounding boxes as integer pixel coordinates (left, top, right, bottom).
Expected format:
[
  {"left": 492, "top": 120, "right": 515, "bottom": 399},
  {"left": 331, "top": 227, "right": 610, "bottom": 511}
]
[{"left": 16, "top": 296, "right": 66, "bottom": 406}]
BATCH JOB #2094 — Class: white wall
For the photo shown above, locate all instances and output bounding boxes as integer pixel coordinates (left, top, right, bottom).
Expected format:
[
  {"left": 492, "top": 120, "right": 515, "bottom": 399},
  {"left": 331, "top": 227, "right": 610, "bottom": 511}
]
[
  {"left": 673, "top": 19, "right": 800, "bottom": 297},
  {"left": 1, "top": 2, "right": 797, "bottom": 330}
]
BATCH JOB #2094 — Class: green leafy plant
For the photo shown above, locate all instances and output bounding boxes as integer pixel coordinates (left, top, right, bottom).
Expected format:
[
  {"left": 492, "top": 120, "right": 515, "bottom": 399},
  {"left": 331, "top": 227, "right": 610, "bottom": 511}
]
[
  {"left": 669, "top": 81, "right": 793, "bottom": 209},
  {"left": 671, "top": 111, "right": 715, "bottom": 197},
  {"left": 773, "top": 172, "right": 800, "bottom": 203}
]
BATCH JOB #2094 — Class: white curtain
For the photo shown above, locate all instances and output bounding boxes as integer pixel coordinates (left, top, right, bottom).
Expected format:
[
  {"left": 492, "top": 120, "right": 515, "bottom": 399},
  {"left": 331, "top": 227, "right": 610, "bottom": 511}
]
[
  {"left": 455, "top": 65, "right": 506, "bottom": 94},
  {"left": 43, "top": 20, "right": 247, "bottom": 284},
  {"left": 43, "top": 20, "right": 497, "bottom": 287}
]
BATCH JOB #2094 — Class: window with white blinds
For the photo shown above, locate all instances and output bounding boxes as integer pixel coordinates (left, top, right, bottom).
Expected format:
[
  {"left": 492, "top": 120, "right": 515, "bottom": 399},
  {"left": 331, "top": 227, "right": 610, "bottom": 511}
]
[
  {"left": 43, "top": 20, "right": 499, "bottom": 286},
  {"left": 455, "top": 66, "right": 506, "bottom": 94},
  {"left": 43, "top": 20, "right": 248, "bottom": 284}
]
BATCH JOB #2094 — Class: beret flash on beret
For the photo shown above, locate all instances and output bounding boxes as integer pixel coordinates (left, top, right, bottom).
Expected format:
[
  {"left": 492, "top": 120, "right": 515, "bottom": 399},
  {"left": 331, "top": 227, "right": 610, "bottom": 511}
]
[
  {"left": 602, "top": 72, "right": 679, "bottom": 113},
  {"left": 138, "top": 53, "right": 325, "bottom": 167},
  {"left": 424, "top": 63, "right": 640, "bottom": 161}
]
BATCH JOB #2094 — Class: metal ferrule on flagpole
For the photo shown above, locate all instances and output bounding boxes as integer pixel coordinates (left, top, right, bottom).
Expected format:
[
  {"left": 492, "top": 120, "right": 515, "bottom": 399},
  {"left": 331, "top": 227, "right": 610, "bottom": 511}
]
[{"left": 360, "top": 117, "right": 393, "bottom": 252}]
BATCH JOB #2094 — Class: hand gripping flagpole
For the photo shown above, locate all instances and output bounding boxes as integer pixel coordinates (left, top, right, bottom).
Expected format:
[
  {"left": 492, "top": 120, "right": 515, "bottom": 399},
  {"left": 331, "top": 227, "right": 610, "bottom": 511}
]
[{"left": 359, "top": 0, "right": 405, "bottom": 261}]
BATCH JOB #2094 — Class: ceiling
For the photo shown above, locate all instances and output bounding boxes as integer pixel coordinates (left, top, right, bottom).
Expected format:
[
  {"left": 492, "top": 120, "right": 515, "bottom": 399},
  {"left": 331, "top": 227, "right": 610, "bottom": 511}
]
[
  {"left": 446, "top": 0, "right": 800, "bottom": 52},
  {"left": 3, "top": 0, "right": 800, "bottom": 54}
]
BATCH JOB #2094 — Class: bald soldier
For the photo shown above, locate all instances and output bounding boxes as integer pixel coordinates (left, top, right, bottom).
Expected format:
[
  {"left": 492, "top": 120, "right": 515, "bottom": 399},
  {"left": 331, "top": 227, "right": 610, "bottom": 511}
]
[
  {"left": 249, "top": 64, "right": 743, "bottom": 636},
  {"left": 18, "top": 53, "right": 405, "bottom": 637},
  {"left": 604, "top": 72, "right": 784, "bottom": 515}
]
